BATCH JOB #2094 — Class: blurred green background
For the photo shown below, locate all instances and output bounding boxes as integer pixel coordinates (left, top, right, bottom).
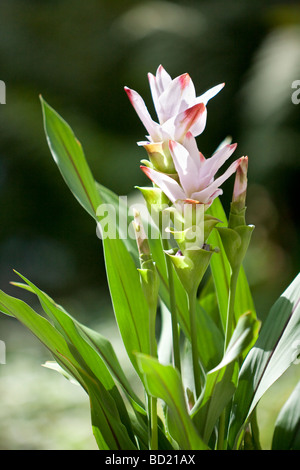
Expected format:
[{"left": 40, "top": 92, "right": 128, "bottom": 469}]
[{"left": 0, "top": 0, "right": 299, "bottom": 449}]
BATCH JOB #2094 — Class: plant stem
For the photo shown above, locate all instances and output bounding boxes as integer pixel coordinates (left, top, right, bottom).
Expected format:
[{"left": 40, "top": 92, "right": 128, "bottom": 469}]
[
  {"left": 217, "top": 411, "right": 225, "bottom": 450},
  {"left": 162, "top": 238, "right": 181, "bottom": 373},
  {"left": 188, "top": 290, "right": 201, "bottom": 398},
  {"left": 148, "top": 303, "right": 158, "bottom": 450},
  {"left": 224, "top": 267, "right": 240, "bottom": 352},
  {"left": 149, "top": 395, "right": 158, "bottom": 450},
  {"left": 217, "top": 266, "right": 240, "bottom": 450}
]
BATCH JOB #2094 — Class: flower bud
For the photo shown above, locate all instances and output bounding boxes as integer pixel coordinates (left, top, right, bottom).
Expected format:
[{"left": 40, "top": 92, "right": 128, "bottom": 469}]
[
  {"left": 229, "top": 156, "right": 248, "bottom": 228},
  {"left": 142, "top": 141, "right": 176, "bottom": 174},
  {"left": 133, "top": 208, "right": 151, "bottom": 261},
  {"left": 165, "top": 245, "right": 217, "bottom": 297},
  {"left": 132, "top": 209, "right": 159, "bottom": 313},
  {"left": 217, "top": 157, "right": 254, "bottom": 270}
]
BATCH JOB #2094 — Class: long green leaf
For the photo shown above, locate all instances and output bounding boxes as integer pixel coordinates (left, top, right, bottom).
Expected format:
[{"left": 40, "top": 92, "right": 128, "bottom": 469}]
[
  {"left": 41, "top": 96, "right": 101, "bottom": 219},
  {"left": 191, "top": 310, "right": 259, "bottom": 443},
  {"left": 41, "top": 98, "right": 150, "bottom": 375},
  {"left": 0, "top": 289, "right": 136, "bottom": 449},
  {"left": 227, "top": 273, "right": 300, "bottom": 449},
  {"left": 12, "top": 271, "right": 137, "bottom": 442},
  {"left": 136, "top": 353, "right": 209, "bottom": 450},
  {"left": 272, "top": 381, "right": 300, "bottom": 450}
]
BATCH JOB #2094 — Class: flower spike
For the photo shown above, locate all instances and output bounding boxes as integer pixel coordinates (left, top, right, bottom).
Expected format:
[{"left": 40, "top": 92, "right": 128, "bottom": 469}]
[
  {"left": 141, "top": 135, "right": 241, "bottom": 208},
  {"left": 125, "top": 65, "right": 224, "bottom": 144}
]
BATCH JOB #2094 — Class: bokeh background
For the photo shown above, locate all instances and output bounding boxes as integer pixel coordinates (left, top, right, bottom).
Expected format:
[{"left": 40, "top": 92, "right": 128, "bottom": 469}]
[{"left": 0, "top": 0, "right": 299, "bottom": 449}]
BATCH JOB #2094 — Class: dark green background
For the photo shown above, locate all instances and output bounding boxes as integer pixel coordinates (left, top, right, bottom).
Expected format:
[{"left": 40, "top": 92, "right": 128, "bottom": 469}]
[{"left": 0, "top": 0, "right": 299, "bottom": 324}]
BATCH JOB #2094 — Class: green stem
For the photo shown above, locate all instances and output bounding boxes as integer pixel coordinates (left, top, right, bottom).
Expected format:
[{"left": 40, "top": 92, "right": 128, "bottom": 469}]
[
  {"left": 188, "top": 290, "right": 201, "bottom": 399},
  {"left": 224, "top": 267, "right": 240, "bottom": 352},
  {"left": 162, "top": 238, "right": 181, "bottom": 373},
  {"left": 149, "top": 396, "right": 158, "bottom": 450},
  {"left": 148, "top": 304, "right": 158, "bottom": 450},
  {"left": 217, "top": 266, "right": 240, "bottom": 450},
  {"left": 217, "top": 411, "right": 225, "bottom": 450}
]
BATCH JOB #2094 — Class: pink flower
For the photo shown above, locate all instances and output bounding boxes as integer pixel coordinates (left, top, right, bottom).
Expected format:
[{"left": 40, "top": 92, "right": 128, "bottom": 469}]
[
  {"left": 141, "top": 133, "right": 241, "bottom": 207},
  {"left": 232, "top": 156, "right": 248, "bottom": 208},
  {"left": 125, "top": 65, "right": 224, "bottom": 144}
]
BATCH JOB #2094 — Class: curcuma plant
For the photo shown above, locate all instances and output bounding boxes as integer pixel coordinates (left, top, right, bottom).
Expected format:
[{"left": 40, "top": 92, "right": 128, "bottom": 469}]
[{"left": 1, "top": 65, "right": 299, "bottom": 451}]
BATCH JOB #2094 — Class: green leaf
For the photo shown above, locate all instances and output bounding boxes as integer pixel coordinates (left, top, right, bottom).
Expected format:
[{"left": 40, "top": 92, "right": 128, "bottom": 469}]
[
  {"left": 227, "top": 273, "right": 300, "bottom": 449},
  {"left": 12, "top": 271, "right": 139, "bottom": 434},
  {"left": 272, "top": 381, "right": 300, "bottom": 450},
  {"left": 191, "top": 310, "right": 259, "bottom": 443},
  {"left": 0, "top": 290, "right": 82, "bottom": 381},
  {"left": 41, "top": 96, "right": 102, "bottom": 219},
  {"left": 136, "top": 353, "right": 209, "bottom": 450},
  {"left": 41, "top": 99, "right": 150, "bottom": 376},
  {"left": 0, "top": 289, "right": 138, "bottom": 449},
  {"left": 103, "top": 237, "right": 150, "bottom": 368},
  {"left": 207, "top": 197, "right": 256, "bottom": 331}
]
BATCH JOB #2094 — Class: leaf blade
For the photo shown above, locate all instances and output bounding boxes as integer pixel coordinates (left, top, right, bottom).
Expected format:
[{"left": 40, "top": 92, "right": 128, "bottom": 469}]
[{"left": 228, "top": 273, "right": 300, "bottom": 449}]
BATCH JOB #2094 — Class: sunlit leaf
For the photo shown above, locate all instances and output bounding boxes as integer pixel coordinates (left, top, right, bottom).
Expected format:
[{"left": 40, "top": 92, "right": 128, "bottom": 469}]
[
  {"left": 41, "top": 99, "right": 150, "bottom": 375},
  {"left": 136, "top": 353, "right": 209, "bottom": 450},
  {"left": 272, "top": 381, "right": 300, "bottom": 450},
  {"left": 191, "top": 311, "right": 259, "bottom": 443},
  {"left": 0, "top": 289, "right": 137, "bottom": 449},
  {"left": 227, "top": 273, "right": 300, "bottom": 449}
]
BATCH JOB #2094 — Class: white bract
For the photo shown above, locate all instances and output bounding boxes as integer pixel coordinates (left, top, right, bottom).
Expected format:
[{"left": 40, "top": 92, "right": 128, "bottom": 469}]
[
  {"left": 141, "top": 133, "right": 241, "bottom": 207},
  {"left": 125, "top": 65, "right": 224, "bottom": 144}
]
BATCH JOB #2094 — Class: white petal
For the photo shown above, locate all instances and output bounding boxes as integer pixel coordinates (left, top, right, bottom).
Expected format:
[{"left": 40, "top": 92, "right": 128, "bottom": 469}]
[
  {"left": 191, "top": 158, "right": 241, "bottom": 204},
  {"left": 148, "top": 72, "right": 163, "bottom": 124},
  {"left": 124, "top": 86, "right": 161, "bottom": 140},
  {"left": 187, "top": 106, "right": 207, "bottom": 137},
  {"left": 163, "top": 102, "right": 206, "bottom": 142},
  {"left": 169, "top": 141, "right": 199, "bottom": 197},
  {"left": 158, "top": 73, "right": 196, "bottom": 122},
  {"left": 155, "top": 65, "right": 172, "bottom": 94},
  {"left": 198, "top": 143, "right": 237, "bottom": 189},
  {"left": 182, "top": 132, "right": 204, "bottom": 169},
  {"left": 141, "top": 166, "right": 185, "bottom": 203},
  {"left": 196, "top": 83, "right": 225, "bottom": 106}
]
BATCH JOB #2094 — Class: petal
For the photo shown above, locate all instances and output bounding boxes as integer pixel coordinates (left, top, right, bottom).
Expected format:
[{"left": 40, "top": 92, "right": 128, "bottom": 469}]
[
  {"left": 169, "top": 140, "right": 200, "bottom": 197},
  {"left": 124, "top": 86, "right": 161, "bottom": 140},
  {"left": 204, "top": 189, "right": 224, "bottom": 207},
  {"left": 186, "top": 105, "right": 207, "bottom": 137},
  {"left": 198, "top": 143, "right": 237, "bottom": 189},
  {"left": 155, "top": 65, "right": 172, "bottom": 94},
  {"left": 148, "top": 72, "right": 163, "bottom": 123},
  {"left": 183, "top": 132, "right": 205, "bottom": 167},
  {"left": 196, "top": 83, "right": 225, "bottom": 106},
  {"left": 191, "top": 158, "right": 241, "bottom": 204},
  {"left": 158, "top": 73, "right": 196, "bottom": 123},
  {"left": 162, "top": 102, "right": 206, "bottom": 142},
  {"left": 140, "top": 166, "right": 186, "bottom": 203}
]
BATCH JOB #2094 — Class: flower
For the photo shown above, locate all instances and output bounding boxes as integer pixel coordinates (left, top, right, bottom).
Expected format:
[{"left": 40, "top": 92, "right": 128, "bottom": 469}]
[
  {"left": 124, "top": 65, "right": 224, "bottom": 144},
  {"left": 232, "top": 156, "right": 248, "bottom": 211},
  {"left": 141, "top": 133, "right": 242, "bottom": 208}
]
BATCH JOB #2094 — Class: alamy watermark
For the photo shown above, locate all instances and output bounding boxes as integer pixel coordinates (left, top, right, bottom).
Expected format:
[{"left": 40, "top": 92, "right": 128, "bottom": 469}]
[
  {"left": 0, "top": 80, "right": 6, "bottom": 104},
  {"left": 95, "top": 196, "right": 205, "bottom": 251},
  {"left": 291, "top": 80, "right": 300, "bottom": 105}
]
